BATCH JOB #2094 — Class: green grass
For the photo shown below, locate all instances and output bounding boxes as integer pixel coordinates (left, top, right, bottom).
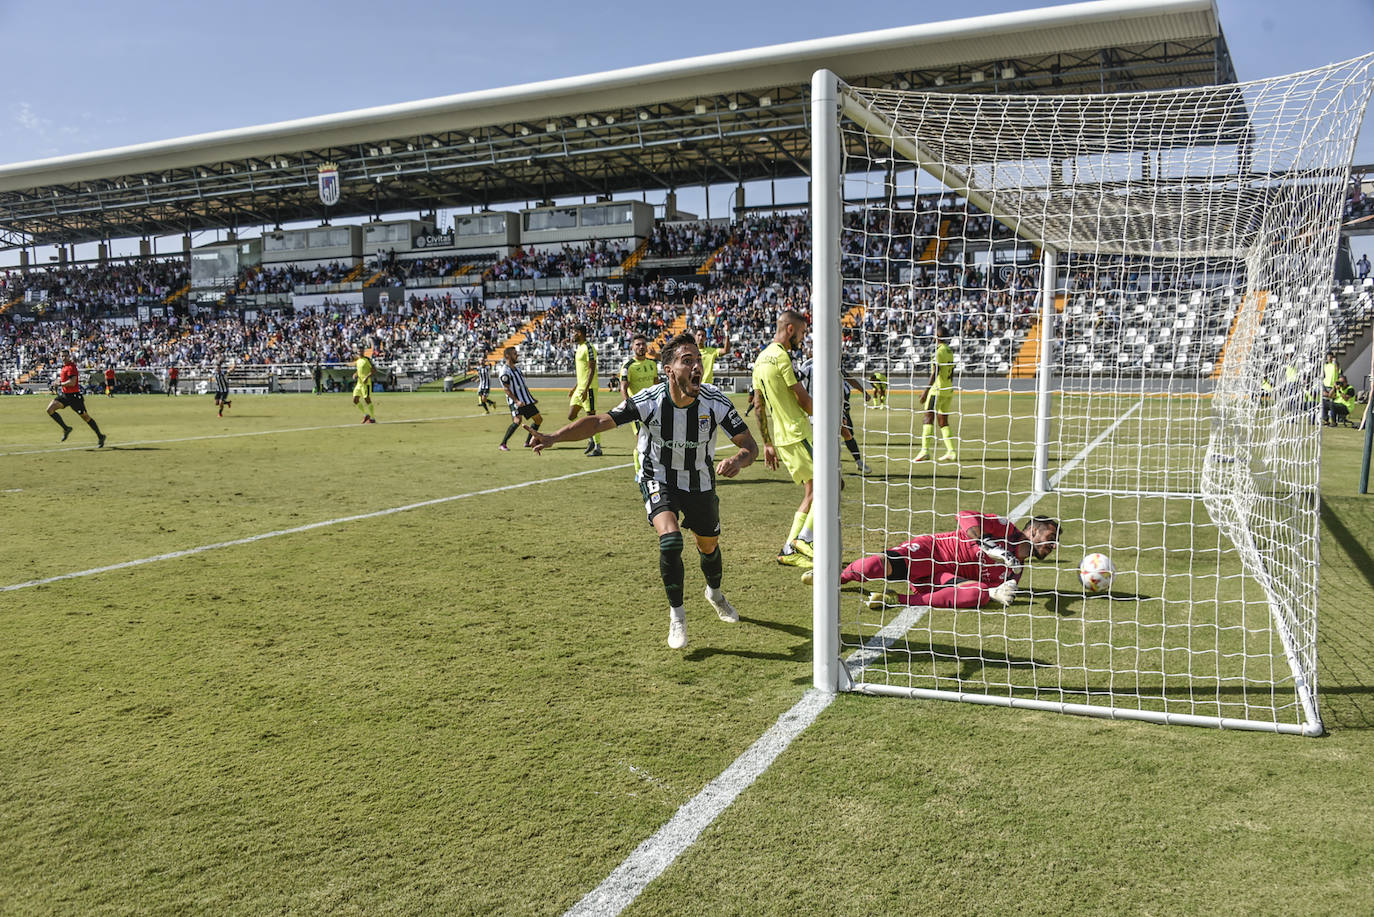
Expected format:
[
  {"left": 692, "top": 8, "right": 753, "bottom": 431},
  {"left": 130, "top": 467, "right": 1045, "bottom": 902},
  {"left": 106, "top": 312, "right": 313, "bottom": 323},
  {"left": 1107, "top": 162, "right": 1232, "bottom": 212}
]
[{"left": 0, "top": 390, "right": 1370, "bottom": 915}]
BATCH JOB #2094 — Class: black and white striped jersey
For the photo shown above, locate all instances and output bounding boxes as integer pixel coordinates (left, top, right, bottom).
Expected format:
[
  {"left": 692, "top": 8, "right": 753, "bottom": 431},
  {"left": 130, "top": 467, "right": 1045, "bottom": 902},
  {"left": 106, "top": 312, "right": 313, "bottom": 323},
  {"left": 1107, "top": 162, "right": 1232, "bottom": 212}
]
[
  {"left": 497, "top": 362, "right": 536, "bottom": 409},
  {"left": 214, "top": 370, "right": 229, "bottom": 393},
  {"left": 796, "top": 357, "right": 857, "bottom": 402},
  {"left": 477, "top": 364, "right": 491, "bottom": 391},
  {"left": 608, "top": 382, "right": 749, "bottom": 491}
]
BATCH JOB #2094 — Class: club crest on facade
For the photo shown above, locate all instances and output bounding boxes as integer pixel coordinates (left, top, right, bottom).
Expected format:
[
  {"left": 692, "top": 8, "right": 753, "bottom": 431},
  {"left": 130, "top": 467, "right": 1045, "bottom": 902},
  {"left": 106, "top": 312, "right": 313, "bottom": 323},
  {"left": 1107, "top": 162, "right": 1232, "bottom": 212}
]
[{"left": 317, "top": 162, "right": 341, "bottom": 207}]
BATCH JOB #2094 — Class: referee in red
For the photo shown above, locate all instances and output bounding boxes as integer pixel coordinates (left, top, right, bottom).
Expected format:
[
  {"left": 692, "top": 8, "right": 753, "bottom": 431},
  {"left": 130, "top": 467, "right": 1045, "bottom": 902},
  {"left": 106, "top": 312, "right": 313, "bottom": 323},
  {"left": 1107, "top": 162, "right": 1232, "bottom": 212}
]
[{"left": 46, "top": 354, "right": 107, "bottom": 447}]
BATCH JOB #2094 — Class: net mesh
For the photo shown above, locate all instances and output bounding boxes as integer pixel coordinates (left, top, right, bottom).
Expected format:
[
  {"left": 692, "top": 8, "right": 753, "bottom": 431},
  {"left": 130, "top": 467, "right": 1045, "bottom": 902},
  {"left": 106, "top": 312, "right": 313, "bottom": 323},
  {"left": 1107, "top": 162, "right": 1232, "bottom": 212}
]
[{"left": 830, "top": 57, "right": 1374, "bottom": 733}]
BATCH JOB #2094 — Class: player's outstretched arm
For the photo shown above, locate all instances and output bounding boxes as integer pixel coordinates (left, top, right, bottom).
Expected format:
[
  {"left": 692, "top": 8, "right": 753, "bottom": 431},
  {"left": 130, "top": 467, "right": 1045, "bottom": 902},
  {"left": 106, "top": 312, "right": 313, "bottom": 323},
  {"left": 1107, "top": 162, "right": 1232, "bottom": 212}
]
[
  {"left": 528, "top": 414, "right": 616, "bottom": 455},
  {"left": 716, "top": 430, "right": 759, "bottom": 478}
]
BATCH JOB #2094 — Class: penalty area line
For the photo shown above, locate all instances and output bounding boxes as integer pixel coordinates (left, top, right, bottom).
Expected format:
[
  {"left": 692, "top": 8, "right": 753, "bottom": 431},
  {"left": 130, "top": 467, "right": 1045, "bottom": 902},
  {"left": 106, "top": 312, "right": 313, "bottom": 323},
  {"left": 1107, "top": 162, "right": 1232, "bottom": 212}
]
[
  {"left": 0, "top": 412, "right": 490, "bottom": 458},
  {"left": 566, "top": 402, "right": 1145, "bottom": 916},
  {"left": 0, "top": 463, "right": 630, "bottom": 594}
]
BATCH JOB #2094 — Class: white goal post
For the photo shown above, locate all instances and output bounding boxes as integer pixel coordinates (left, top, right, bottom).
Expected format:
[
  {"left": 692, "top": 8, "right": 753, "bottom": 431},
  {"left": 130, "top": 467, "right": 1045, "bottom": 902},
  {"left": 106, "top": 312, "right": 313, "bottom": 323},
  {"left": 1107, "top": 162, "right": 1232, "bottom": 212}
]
[{"left": 811, "top": 57, "right": 1374, "bottom": 735}]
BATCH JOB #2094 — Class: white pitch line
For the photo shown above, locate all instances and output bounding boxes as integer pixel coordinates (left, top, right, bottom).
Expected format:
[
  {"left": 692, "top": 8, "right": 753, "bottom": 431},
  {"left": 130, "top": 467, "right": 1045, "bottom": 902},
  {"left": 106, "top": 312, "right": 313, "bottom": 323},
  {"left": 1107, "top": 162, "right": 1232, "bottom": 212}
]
[
  {"left": 0, "top": 463, "right": 631, "bottom": 593},
  {"left": 566, "top": 401, "right": 1145, "bottom": 917},
  {"left": 0, "top": 412, "right": 489, "bottom": 457}
]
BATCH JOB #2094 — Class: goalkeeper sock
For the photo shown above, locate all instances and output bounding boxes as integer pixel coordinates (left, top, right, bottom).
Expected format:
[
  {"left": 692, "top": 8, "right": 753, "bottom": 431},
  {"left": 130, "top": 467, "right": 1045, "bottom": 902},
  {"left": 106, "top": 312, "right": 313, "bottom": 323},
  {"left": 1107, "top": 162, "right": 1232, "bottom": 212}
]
[
  {"left": 356, "top": 399, "right": 366, "bottom": 414},
  {"left": 844, "top": 437, "right": 863, "bottom": 463},
  {"left": 798, "top": 507, "right": 815, "bottom": 543},
  {"left": 698, "top": 546, "right": 723, "bottom": 590},
  {"left": 659, "top": 532, "right": 685, "bottom": 607},
  {"left": 940, "top": 426, "right": 955, "bottom": 453},
  {"left": 366, "top": 401, "right": 375, "bottom": 419},
  {"left": 921, "top": 423, "right": 935, "bottom": 453},
  {"left": 500, "top": 422, "right": 519, "bottom": 446},
  {"left": 841, "top": 554, "right": 890, "bottom": 584}
]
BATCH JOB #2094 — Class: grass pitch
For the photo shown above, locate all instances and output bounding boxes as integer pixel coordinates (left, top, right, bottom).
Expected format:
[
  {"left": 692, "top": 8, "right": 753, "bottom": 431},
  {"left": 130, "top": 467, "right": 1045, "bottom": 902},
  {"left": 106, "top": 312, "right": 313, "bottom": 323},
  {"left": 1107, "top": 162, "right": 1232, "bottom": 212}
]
[{"left": 0, "top": 390, "right": 1370, "bottom": 915}]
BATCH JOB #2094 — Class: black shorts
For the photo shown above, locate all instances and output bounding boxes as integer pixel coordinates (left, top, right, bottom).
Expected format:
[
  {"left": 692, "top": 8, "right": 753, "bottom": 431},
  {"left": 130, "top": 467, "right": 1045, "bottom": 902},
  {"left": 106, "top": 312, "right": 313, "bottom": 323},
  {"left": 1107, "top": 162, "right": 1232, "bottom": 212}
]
[
  {"left": 55, "top": 392, "right": 87, "bottom": 414},
  {"left": 511, "top": 402, "right": 540, "bottom": 420},
  {"left": 214, "top": 390, "right": 229, "bottom": 401},
  {"left": 639, "top": 479, "right": 721, "bottom": 536},
  {"left": 478, "top": 386, "right": 490, "bottom": 395}
]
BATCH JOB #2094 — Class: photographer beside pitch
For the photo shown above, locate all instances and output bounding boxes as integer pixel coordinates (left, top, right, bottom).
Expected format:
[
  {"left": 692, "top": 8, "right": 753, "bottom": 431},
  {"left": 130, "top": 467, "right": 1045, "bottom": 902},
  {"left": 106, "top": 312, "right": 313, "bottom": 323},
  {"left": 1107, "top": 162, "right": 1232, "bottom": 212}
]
[{"left": 527, "top": 333, "right": 758, "bottom": 650}]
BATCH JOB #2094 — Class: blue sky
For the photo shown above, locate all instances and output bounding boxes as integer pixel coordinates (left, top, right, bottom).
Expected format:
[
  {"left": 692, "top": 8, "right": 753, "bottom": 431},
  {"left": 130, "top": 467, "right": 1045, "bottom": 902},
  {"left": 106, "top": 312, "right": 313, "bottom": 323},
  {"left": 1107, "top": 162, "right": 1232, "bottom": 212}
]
[{"left": 2, "top": 0, "right": 1371, "bottom": 260}]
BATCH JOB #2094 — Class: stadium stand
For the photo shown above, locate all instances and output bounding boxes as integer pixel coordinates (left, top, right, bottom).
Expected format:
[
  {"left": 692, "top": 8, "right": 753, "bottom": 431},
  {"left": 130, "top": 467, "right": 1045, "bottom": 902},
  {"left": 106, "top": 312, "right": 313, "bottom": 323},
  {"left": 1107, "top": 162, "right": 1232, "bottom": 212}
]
[{"left": 3, "top": 204, "right": 1372, "bottom": 396}]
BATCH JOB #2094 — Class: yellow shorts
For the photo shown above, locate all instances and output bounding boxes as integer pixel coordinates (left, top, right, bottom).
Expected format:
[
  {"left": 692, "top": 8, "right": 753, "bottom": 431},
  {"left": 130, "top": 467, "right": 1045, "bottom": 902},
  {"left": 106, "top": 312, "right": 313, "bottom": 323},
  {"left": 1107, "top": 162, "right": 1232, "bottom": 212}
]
[
  {"left": 923, "top": 387, "right": 954, "bottom": 414},
  {"left": 570, "top": 388, "right": 597, "bottom": 414},
  {"left": 775, "top": 439, "right": 814, "bottom": 484},
  {"left": 353, "top": 383, "right": 372, "bottom": 400}
]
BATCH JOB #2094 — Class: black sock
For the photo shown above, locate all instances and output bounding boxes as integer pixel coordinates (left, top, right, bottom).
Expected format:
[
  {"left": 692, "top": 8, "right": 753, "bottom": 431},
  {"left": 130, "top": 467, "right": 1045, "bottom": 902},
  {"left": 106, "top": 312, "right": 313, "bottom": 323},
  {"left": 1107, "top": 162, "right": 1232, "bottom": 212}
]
[
  {"left": 85, "top": 418, "right": 103, "bottom": 436},
  {"left": 699, "top": 547, "right": 723, "bottom": 590},
  {"left": 501, "top": 422, "right": 519, "bottom": 446},
  {"left": 659, "top": 532, "right": 685, "bottom": 607},
  {"left": 50, "top": 412, "right": 70, "bottom": 430},
  {"left": 844, "top": 438, "right": 863, "bottom": 462}
]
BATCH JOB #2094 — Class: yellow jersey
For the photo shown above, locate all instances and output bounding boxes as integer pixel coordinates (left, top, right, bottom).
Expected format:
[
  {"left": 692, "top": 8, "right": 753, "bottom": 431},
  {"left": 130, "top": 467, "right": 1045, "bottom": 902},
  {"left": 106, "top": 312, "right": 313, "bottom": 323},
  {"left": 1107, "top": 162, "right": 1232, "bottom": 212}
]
[
  {"left": 931, "top": 343, "right": 954, "bottom": 391},
  {"left": 575, "top": 341, "right": 597, "bottom": 393},
  {"left": 699, "top": 346, "right": 723, "bottom": 383},
  {"left": 621, "top": 357, "right": 659, "bottom": 396},
  {"left": 752, "top": 342, "right": 810, "bottom": 447},
  {"left": 355, "top": 356, "right": 374, "bottom": 387}
]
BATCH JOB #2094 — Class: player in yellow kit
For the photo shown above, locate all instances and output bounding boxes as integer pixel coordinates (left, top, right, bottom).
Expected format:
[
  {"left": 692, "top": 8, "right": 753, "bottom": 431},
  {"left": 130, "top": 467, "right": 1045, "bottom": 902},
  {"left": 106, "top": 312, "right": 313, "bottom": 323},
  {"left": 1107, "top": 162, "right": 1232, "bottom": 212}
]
[
  {"left": 916, "top": 331, "right": 956, "bottom": 461},
  {"left": 568, "top": 324, "right": 602, "bottom": 456},
  {"left": 695, "top": 325, "right": 730, "bottom": 384},
  {"left": 353, "top": 342, "right": 377, "bottom": 424},
  {"left": 752, "top": 310, "right": 815, "bottom": 567},
  {"left": 620, "top": 332, "right": 660, "bottom": 472}
]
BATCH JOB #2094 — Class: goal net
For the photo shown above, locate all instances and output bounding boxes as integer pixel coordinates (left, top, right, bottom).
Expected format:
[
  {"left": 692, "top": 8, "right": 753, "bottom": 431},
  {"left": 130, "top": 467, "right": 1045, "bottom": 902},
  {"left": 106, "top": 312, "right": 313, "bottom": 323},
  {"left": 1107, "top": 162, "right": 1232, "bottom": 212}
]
[{"left": 810, "top": 57, "right": 1374, "bottom": 735}]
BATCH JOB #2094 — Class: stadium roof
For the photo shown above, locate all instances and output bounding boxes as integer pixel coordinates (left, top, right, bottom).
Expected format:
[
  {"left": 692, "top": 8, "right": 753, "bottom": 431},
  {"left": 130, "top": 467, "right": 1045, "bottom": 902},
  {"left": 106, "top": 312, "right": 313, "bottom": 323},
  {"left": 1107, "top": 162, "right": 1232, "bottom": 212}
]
[{"left": 0, "top": 0, "right": 1235, "bottom": 251}]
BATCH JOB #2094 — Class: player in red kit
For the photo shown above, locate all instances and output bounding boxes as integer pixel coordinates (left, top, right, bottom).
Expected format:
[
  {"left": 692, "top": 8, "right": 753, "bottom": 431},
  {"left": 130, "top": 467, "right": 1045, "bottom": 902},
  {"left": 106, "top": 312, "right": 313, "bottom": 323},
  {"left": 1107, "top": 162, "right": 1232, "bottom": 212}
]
[
  {"left": 104, "top": 366, "right": 116, "bottom": 397},
  {"left": 821, "top": 511, "right": 1059, "bottom": 608},
  {"left": 46, "top": 355, "right": 107, "bottom": 447}
]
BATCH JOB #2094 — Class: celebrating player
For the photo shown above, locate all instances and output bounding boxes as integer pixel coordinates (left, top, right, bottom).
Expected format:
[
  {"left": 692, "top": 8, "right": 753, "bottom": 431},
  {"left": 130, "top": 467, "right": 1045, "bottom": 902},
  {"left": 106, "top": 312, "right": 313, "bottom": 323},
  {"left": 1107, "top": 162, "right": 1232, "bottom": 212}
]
[
  {"left": 497, "top": 346, "right": 541, "bottom": 451},
  {"left": 46, "top": 354, "right": 106, "bottom": 447},
  {"left": 352, "top": 344, "right": 377, "bottom": 423},
  {"left": 568, "top": 324, "right": 602, "bottom": 456},
  {"left": 916, "top": 329, "right": 957, "bottom": 462},
  {"left": 752, "top": 310, "right": 815, "bottom": 567},
  {"left": 213, "top": 363, "right": 233, "bottom": 417},
  {"left": 814, "top": 511, "right": 1060, "bottom": 609},
  {"left": 528, "top": 333, "right": 758, "bottom": 650},
  {"left": 475, "top": 360, "right": 495, "bottom": 413}
]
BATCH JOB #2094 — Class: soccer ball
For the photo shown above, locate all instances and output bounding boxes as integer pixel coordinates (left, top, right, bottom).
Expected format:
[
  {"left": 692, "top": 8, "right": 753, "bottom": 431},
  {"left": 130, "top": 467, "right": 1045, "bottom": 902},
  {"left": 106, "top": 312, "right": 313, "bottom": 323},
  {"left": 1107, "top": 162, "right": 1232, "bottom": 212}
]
[{"left": 1079, "top": 553, "right": 1115, "bottom": 594}]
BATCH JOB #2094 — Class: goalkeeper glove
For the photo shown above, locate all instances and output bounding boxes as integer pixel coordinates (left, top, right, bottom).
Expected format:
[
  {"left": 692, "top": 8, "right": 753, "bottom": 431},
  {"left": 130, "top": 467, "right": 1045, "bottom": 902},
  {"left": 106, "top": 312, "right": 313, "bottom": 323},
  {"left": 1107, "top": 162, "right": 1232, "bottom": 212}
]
[
  {"left": 988, "top": 579, "right": 1018, "bottom": 607},
  {"left": 977, "top": 537, "right": 1022, "bottom": 572}
]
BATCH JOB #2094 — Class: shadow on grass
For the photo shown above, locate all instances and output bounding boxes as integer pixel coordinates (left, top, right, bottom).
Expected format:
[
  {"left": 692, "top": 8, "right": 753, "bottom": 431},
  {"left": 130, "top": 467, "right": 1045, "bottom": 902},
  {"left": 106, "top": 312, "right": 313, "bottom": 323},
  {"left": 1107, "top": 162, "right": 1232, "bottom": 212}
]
[
  {"left": 1320, "top": 498, "right": 1374, "bottom": 591},
  {"left": 686, "top": 614, "right": 810, "bottom": 666},
  {"left": 1032, "top": 588, "right": 1148, "bottom": 617}
]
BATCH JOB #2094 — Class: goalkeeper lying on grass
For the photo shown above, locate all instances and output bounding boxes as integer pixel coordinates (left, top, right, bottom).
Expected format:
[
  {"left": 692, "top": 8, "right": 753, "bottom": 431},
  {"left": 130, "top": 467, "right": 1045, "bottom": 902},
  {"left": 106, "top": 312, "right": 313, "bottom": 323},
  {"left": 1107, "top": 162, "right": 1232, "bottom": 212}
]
[{"left": 806, "top": 511, "right": 1060, "bottom": 608}]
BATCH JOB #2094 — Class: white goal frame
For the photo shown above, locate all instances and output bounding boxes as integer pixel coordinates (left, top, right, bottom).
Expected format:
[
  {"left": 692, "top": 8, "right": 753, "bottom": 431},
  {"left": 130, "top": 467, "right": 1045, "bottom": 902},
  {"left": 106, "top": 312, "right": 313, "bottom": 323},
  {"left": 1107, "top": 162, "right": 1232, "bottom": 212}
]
[{"left": 811, "top": 61, "right": 1374, "bottom": 736}]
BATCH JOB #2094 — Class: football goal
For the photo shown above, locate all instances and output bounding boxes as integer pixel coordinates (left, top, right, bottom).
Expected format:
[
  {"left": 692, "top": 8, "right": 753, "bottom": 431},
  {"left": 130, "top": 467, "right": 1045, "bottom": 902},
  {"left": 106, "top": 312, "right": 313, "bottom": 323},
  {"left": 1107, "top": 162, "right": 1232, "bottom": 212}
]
[{"left": 809, "top": 56, "right": 1374, "bottom": 735}]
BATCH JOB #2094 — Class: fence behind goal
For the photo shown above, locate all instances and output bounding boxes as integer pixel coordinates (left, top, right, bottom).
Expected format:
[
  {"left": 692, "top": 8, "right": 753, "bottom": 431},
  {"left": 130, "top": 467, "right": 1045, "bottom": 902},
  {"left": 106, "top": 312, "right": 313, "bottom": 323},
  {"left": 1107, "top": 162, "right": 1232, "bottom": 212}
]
[{"left": 810, "top": 57, "right": 1374, "bottom": 736}]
